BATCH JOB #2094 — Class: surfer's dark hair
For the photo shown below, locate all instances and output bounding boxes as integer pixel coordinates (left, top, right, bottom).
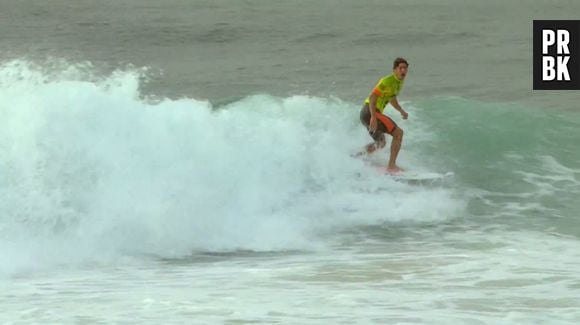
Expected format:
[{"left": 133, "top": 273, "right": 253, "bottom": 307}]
[{"left": 393, "top": 57, "right": 408, "bottom": 69}]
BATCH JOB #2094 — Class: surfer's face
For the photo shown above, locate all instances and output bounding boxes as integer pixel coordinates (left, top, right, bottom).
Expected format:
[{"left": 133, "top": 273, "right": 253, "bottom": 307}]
[{"left": 394, "top": 63, "right": 408, "bottom": 80}]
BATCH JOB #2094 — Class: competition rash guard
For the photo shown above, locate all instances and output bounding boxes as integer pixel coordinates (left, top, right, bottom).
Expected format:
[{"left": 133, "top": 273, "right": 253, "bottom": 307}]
[{"left": 364, "top": 74, "right": 404, "bottom": 113}]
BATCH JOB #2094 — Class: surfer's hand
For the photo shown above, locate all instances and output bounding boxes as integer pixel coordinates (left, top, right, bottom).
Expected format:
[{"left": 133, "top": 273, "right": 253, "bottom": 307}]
[
  {"left": 401, "top": 110, "right": 408, "bottom": 120},
  {"left": 369, "top": 115, "right": 378, "bottom": 132}
]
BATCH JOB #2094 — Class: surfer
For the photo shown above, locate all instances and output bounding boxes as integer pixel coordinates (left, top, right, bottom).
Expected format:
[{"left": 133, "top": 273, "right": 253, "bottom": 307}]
[{"left": 359, "top": 57, "right": 409, "bottom": 173}]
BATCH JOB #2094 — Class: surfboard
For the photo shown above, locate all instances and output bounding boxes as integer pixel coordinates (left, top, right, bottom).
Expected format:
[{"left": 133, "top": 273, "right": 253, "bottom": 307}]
[
  {"left": 388, "top": 171, "right": 454, "bottom": 185},
  {"left": 357, "top": 156, "right": 453, "bottom": 185}
]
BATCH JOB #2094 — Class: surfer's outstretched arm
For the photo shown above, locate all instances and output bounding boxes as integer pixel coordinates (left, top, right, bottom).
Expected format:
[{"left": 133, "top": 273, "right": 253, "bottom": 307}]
[{"left": 389, "top": 97, "right": 408, "bottom": 120}]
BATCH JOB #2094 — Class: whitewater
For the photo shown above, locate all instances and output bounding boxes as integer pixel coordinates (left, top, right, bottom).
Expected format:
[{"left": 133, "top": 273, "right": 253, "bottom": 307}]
[{"left": 0, "top": 62, "right": 459, "bottom": 272}]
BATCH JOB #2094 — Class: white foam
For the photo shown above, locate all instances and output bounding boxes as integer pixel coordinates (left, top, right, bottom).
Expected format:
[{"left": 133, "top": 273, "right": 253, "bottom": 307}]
[{"left": 0, "top": 61, "right": 462, "bottom": 276}]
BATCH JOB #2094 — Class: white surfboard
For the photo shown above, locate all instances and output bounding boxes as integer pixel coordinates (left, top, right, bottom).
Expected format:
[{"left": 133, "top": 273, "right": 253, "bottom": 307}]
[
  {"left": 360, "top": 158, "right": 453, "bottom": 185},
  {"left": 390, "top": 171, "right": 454, "bottom": 185}
]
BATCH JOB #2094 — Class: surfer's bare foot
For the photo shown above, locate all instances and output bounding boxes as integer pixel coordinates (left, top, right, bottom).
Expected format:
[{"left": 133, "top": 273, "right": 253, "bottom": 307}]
[{"left": 386, "top": 165, "right": 404, "bottom": 174}]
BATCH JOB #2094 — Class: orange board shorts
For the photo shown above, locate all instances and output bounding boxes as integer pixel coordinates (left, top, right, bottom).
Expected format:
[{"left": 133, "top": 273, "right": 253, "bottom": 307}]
[{"left": 360, "top": 103, "right": 398, "bottom": 141}]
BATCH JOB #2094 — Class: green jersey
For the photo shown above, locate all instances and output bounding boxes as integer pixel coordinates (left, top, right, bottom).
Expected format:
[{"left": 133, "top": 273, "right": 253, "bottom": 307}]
[{"left": 364, "top": 74, "right": 404, "bottom": 113}]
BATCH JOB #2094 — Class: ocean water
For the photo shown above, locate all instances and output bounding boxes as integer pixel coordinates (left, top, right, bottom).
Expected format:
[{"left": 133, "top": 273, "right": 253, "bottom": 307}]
[{"left": 1, "top": 1, "right": 580, "bottom": 324}]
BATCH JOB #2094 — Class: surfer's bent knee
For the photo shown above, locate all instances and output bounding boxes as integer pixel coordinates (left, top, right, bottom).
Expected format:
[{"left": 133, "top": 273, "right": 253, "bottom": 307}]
[{"left": 392, "top": 127, "right": 403, "bottom": 139}]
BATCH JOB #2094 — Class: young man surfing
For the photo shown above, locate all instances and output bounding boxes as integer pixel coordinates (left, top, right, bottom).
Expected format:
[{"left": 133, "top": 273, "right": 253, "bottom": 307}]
[{"left": 359, "top": 57, "right": 409, "bottom": 173}]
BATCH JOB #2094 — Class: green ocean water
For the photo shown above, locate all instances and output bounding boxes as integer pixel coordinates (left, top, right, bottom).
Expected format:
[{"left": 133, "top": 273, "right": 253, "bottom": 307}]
[{"left": 412, "top": 97, "right": 580, "bottom": 236}]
